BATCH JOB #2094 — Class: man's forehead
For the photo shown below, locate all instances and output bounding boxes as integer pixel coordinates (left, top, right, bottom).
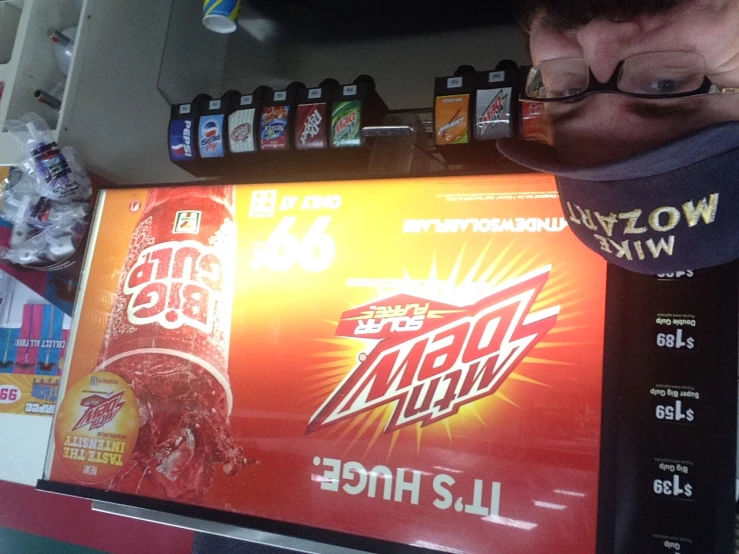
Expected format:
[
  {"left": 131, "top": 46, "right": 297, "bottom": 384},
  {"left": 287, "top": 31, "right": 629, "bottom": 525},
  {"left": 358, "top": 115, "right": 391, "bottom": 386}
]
[{"left": 522, "top": 0, "right": 691, "bottom": 31}]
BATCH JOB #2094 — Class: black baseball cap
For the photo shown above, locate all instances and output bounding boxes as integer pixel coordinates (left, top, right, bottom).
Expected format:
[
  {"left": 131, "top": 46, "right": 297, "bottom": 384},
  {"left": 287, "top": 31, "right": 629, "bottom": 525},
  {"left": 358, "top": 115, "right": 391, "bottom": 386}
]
[{"left": 497, "top": 121, "right": 739, "bottom": 274}]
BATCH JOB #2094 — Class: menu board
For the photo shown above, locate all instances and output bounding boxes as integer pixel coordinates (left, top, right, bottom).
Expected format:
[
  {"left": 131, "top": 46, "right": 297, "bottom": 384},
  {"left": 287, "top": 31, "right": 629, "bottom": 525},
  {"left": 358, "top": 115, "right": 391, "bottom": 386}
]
[{"left": 45, "top": 174, "right": 607, "bottom": 554}]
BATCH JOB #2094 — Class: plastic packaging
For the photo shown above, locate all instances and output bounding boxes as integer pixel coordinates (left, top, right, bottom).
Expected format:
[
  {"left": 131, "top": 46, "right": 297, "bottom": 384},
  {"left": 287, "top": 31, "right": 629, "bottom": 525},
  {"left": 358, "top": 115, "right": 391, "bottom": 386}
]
[{"left": 1, "top": 113, "right": 91, "bottom": 267}]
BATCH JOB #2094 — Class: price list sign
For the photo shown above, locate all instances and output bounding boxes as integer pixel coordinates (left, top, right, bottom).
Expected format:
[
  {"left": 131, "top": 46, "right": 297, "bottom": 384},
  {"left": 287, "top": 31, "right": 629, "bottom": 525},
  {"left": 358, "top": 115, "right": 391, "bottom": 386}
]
[{"left": 598, "top": 263, "right": 737, "bottom": 554}]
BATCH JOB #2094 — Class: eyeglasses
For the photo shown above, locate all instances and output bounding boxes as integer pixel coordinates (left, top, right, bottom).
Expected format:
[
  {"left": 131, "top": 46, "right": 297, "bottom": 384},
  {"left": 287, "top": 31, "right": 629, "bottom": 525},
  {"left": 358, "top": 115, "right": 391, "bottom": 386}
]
[{"left": 521, "top": 51, "right": 739, "bottom": 102}]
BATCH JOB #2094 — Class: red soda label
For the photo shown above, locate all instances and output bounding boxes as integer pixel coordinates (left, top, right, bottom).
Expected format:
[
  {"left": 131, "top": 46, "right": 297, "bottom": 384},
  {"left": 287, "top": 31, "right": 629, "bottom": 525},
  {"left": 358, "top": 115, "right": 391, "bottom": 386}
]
[
  {"left": 295, "top": 103, "right": 327, "bottom": 150},
  {"left": 92, "top": 186, "right": 245, "bottom": 500},
  {"left": 99, "top": 186, "right": 235, "bottom": 401}
]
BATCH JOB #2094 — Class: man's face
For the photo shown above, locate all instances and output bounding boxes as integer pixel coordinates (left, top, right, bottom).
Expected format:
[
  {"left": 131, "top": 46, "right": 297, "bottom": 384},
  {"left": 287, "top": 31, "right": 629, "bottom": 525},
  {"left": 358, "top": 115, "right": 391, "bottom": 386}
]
[{"left": 528, "top": 0, "right": 739, "bottom": 165}]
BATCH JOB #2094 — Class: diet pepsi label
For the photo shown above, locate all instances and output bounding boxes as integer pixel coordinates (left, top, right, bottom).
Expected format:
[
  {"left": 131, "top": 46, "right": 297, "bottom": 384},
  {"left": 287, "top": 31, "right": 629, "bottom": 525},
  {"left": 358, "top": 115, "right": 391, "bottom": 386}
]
[
  {"left": 229, "top": 109, "right": 256, "bottom": 153},
  {"left": 169, "top": 119, "right": 194, "bottom": 161},
  {"left": 198, "top": 114, "right": 225, "bottom": 158}
]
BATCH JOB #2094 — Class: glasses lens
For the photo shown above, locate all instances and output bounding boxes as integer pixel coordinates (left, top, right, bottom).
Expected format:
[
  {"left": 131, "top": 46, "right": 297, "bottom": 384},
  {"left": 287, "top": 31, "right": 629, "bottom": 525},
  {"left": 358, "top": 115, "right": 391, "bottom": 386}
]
[
  {"left": 618, "top": 52, "right": 706, "bottom": 96},
  {"left": 526, "top": 58, "right": 590, "bottom": 100}
]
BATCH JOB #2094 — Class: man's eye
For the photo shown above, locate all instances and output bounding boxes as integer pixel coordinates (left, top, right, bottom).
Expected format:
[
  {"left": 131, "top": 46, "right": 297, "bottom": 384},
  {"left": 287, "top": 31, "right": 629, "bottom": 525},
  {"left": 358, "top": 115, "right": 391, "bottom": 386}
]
[{"left": 651, "top": 79, "right": 680, "bottom": 93}]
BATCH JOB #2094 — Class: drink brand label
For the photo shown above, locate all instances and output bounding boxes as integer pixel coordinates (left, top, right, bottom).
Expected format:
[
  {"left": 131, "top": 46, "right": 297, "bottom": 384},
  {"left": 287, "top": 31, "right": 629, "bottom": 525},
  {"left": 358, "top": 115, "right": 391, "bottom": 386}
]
[
  {"left": 475, "top": 88, "right": 511, "bottom": 141},
  {"left": 295, "top": 104, "right": 327, "bottom": 150},
  {"left": 169, "top": 119, "right": 194, "bottom": 161},
  {"left": 274, "top": 91, "right": 287, "bottom": 102},
  {"left": 198, "top": 114, "right": 225, "bottom": 158},
  {"left": 72, "top": 391, "right": 126, "bottom": 432},
  {"left": 173, "top": 210, "right": 202, "bottom": 234},
  {"left": 209, "top": 99, "right": 222, "bottom": 110},
  {"left": 123, "top": 240, "right": 224, "bottom": 335},
  {"left": 435, "top": 94, "right": 469, "bottom": 145},
  {"left": 179, "top": 104, "right": 191, "bottom": 115},
  {"left": 308, "top": 88, "right": 322, "bottom": 100},
  {"left": 331, "top": 101, "right": 361, "bottom": 148},
  {"left": 229, "top": 108, "right": 256, "bottom": 153},
  {"left": 521, "top": 101, "right": 547, "bottom": 141},
  {"left": 260, "top": 106, "right": 290, "bottom": 150},
  {"left": 308, "top": 267, "right": 558, "bottom": 433},
  {"left": 240, "top": 95, "right": 253, "bottom": 106},
  {"left": 54, "top": 371, "right": 139, "bottom": 484}
]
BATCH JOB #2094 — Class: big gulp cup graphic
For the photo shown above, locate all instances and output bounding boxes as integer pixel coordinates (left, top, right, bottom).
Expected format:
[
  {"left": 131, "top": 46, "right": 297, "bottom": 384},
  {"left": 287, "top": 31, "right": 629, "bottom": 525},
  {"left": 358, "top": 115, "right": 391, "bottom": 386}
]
[
  {"left": 54, "top": 371, "right": 139, "bottom": 484},
  {"left": 92, "top": 186, "right": 243, "bottom": 499}
]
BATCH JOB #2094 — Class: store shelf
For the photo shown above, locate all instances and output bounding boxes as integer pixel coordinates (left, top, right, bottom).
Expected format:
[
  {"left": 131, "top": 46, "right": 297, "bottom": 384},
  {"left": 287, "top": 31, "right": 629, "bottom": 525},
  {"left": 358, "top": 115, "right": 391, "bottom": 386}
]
[
  {"left": 0, "top": 0, "right": 83, "bottom": 165},
  {"left": 0, "top": 0, "right": 227, "bottom": 184},
  {"left": 56, "top": 0, "right": 228, "bottom": 184}
]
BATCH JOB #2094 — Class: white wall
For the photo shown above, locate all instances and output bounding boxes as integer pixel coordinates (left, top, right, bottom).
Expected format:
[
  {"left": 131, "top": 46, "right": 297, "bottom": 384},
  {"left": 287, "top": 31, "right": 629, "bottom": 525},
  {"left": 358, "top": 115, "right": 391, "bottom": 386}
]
[{"left": 224, "top": 25, "right": 530, "bottom": 110}]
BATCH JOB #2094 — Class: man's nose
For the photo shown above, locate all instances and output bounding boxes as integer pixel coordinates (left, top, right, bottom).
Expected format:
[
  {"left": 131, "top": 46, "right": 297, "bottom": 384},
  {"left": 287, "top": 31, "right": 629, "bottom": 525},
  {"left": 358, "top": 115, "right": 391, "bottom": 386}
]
[{"left": 575, "top": 19, "right": 642, "bottom": 82}]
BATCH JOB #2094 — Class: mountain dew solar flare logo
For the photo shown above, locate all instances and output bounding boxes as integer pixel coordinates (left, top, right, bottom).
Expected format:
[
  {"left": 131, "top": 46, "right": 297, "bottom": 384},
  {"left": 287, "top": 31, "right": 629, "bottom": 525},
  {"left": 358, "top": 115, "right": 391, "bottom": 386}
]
[{"left": 307, "top": 266, "right": 559, "bottom": 434}]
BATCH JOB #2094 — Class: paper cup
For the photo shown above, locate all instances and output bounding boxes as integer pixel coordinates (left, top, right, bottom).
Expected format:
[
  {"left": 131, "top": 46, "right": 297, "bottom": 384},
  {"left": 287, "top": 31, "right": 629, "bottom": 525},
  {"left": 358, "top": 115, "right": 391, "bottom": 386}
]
[{"left": 202, "top": 0, "right": 240, "bottom": 34}]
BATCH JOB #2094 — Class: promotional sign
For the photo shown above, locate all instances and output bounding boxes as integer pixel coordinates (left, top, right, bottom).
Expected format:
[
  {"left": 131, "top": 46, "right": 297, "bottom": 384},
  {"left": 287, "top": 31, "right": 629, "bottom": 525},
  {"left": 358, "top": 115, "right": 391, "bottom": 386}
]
[
  {"left": 331, "top": 101, "right": 361, "bottom": 148},
  {"left": 0, "top": 271, "right": 71, "bottom": 417},
  {"left": 435, "top": 94, "right": 470, "bottom": 145},
  {"left": 475, "top": 88, "right": 512, "bottom": 141},
  {"left": 597, "top": 264, "right": 738, "bottom": 554},
  {"left": 198, "top": 114, "right": 225, "bottom": 158},
  {"left": 228, "top": 108, "right": 256, "bottom": 153},
  {"left": 47, "top": 175, "right": 607, "bottom": 554},
  {"left": 295, "top": 103, "right": 327, "bottom": 150},
  {"left": 260, "top": 106, "right": 290, "bottom": 150}
]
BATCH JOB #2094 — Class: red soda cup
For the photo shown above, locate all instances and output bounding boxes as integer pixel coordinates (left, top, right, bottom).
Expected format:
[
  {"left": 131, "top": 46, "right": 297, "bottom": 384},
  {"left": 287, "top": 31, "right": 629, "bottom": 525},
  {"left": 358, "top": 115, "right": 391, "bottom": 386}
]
[{"left": 94, "top": 185, "right": 243, "bottom": 499}]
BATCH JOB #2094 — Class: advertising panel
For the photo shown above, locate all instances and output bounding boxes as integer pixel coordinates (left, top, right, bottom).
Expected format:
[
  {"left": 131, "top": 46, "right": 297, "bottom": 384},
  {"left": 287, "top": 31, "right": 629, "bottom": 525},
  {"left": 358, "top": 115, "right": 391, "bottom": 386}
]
[
  {"left": 47, "top": 175, "right": 607, "bottom": 554},
  {"left": 0, "top": 271, "right": 71, "bottom": 417}
]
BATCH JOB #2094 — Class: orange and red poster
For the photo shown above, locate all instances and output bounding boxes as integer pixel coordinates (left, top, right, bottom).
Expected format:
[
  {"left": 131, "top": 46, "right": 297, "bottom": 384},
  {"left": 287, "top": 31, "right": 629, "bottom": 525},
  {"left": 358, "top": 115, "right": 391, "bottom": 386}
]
[{"left": 48, "top": 174, "right": 607, "bottom": 554}]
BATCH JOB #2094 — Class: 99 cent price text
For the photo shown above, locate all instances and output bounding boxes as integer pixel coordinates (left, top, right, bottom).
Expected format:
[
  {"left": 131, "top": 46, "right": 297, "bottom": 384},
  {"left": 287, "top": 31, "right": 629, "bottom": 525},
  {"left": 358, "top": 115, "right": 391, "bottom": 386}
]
[{"left": 248, "top": 191, "right": 341, "bottom": 274}]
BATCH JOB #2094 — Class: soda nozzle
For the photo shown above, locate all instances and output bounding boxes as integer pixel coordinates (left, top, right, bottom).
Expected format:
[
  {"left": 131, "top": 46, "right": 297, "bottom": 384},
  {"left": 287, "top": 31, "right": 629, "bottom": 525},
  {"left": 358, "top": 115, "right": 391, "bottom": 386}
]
[
  {"left": 495, "top": 60, "right": 519, "bottom": 71},
  {"left": 319, "top": 78, "right": 340, "bottom": 88},
  {"left": 454, "top": 65, "right": 476, "bottom": 76}
]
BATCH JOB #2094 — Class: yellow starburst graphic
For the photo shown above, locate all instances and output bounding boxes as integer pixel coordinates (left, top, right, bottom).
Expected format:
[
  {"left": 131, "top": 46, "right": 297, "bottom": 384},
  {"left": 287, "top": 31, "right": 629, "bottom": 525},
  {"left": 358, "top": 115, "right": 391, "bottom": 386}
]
[{"left": 303, "top": 238, "right": 602, "bottom": 460}]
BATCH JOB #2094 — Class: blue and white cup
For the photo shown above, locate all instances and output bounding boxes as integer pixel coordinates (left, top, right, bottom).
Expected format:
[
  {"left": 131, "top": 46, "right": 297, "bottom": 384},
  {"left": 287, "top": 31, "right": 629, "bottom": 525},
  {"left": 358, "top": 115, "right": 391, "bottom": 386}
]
[{"left": 202, "top": 0, "right": 241, "bottom": 34}]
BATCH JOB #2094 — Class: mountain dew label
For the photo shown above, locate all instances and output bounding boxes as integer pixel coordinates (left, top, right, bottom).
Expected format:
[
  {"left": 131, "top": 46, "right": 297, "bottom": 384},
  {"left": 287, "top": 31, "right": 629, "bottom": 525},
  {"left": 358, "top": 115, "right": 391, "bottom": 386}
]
[{"left": 331, "top": 101, "right": 362, "bottom": 148}]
